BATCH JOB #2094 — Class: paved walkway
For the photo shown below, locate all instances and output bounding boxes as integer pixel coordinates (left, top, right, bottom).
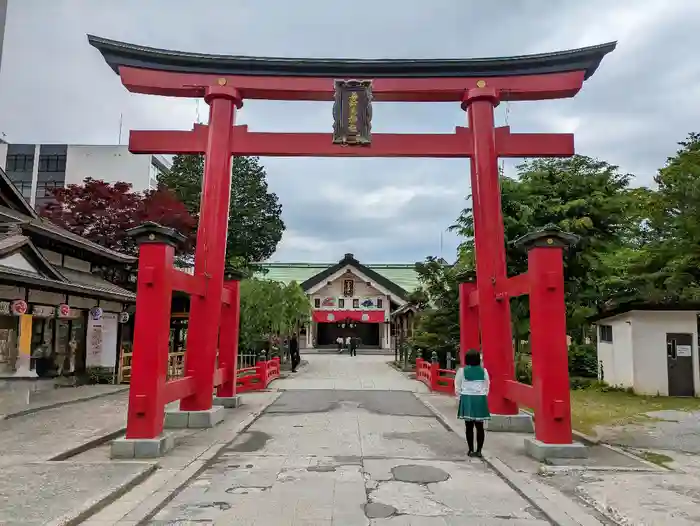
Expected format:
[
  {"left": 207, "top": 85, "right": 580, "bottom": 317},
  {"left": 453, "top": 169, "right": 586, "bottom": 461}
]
[
  {"left": 0, "top": 383, "right": 126, "bottom": 418},
  {"left": 149, "top": 355, "right": 550, "bottom": 525},
  {"left": 0, "top": 390, "right": 127, "bottom": 467},
  {"left": 274, "top": 354, "right": 428, "bottom": 392}
]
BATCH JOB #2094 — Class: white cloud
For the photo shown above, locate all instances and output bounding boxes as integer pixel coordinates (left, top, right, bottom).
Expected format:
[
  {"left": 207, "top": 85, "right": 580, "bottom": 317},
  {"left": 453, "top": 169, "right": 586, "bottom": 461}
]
[{"left": 1, "top": 0, "right": 698, "bottom": 262}]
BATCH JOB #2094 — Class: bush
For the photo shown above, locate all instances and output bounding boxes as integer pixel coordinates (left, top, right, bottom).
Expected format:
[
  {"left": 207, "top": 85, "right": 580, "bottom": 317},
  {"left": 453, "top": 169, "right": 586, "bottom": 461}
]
[
  {"left": 568, "top": 343, "right": 598, "bottom": 378},
  {"left": 569, "top": 376, "right": 601, "bottom": 390},
  {"left": 515, "top": 353, "right": 532, "bottom": 385}
]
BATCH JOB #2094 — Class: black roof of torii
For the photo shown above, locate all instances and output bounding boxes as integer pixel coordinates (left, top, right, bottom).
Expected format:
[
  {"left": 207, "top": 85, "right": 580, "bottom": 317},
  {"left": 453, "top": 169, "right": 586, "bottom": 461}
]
[{"left": 87, "top": 35, "right": 616, "bottom": 80}]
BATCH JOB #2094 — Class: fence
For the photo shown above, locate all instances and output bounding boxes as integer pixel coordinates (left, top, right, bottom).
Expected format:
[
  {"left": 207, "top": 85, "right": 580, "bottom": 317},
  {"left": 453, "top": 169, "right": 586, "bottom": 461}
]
[
  {"left": 237, "top": 350, "right": 260, "bottom": 370},
  {"left": 415, "top": 358, "right": 456, "bottom": 394}
]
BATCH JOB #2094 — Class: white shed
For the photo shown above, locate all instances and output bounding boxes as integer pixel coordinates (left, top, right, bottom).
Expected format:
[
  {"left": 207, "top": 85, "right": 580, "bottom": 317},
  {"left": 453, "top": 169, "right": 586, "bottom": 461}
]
[{"left": 593, "top": 307, "right": 700, "bottom": 397}]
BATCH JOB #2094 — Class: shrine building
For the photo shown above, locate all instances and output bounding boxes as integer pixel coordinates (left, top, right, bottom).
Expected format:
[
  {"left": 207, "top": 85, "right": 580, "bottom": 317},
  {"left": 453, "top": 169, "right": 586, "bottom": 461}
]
[{"left": 259, "top": 253, "right": 419, "bottom": 350}]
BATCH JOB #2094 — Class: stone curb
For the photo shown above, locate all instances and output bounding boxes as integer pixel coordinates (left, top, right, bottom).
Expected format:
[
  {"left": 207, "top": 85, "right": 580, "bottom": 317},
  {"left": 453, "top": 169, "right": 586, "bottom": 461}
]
[
  {"left": 95, "top": 391, "right": 283, "bottom": 525},
  {"left": 418, "top": 395, "right": 606, "bottom": 526},
  {"left": 1, "top": 387, "right": 129, "bottom": 420},
  {"left": 47, "top": 463, "right": 158, "bottom": 526},
  {"left": 49, "top": 427, "right": 127, "bottom": 461}
]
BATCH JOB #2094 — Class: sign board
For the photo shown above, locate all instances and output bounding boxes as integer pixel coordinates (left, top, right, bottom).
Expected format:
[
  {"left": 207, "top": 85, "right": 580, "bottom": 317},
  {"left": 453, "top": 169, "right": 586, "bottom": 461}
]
[
  {"left": 32, "top": 305, "right": 55, "bottom": 318},
  {"left": 676, "top": 344, "right": 692, "bottom": 357},
  {"left": 86, "top": 312, "right": 118, "bottom": 368},
  {"left": 11, "top": 300, "right": 27, "bottom": 316},
  {"left": 332, "top": 79, "right": 373, "bottom": 146}
]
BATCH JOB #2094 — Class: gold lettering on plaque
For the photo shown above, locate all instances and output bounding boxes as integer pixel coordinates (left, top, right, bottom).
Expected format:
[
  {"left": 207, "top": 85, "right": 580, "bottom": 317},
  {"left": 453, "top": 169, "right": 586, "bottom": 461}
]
[
  {"left": 348, "top": 92, "right": 359, "bottom": 133},
  {"left": 332, "top": 79, "right": 373, "bottom": 146}
]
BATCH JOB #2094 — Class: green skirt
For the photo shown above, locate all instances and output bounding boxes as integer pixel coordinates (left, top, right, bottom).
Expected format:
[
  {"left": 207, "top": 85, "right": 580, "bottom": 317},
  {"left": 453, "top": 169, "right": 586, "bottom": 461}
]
[{"left": 457, "top": 394, "right": 490, "bottom": 421}]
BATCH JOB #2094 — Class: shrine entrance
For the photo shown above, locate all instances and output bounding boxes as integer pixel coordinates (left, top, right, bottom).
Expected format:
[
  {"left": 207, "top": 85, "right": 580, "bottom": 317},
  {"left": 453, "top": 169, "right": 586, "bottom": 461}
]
[{"left": 88, "top": 34, "right": 615, "bottom": 456}]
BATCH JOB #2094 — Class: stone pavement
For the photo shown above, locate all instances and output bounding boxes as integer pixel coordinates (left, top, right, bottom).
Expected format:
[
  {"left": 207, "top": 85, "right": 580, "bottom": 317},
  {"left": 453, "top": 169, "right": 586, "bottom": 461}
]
[
  {"left": 143, "top": 356, "right": 557, "bottom": 525},
  {"left": 149, "top": 388, "right": 550, "bottom": 525},
  {"left": 273, "top": 353, "right": 429, "bottom": 392},
  {"left": 597, "top": 408, "right": 700, "bottom": 454},
  {"left": 424, "top": 392, "right": 700, "bottom": 525},
  {"left": 0, "top": 390, "right": 128, "bottom": 467},
  {"left": 8, "top": 354, "right": 695, "bottom": 525},
  {"left": 0, "top": 383, "right": 127, "bottom": 419}
]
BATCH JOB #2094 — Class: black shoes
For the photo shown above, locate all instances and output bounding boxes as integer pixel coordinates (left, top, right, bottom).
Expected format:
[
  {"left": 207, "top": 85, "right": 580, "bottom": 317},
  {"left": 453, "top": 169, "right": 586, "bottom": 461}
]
[{"left": 467, "top": 451, "right": 483, "bottom": 458}]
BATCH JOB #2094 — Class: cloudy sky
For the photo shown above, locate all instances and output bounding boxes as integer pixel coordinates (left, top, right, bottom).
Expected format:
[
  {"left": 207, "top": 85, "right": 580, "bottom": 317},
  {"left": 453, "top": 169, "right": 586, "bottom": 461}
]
[{"left": 0, "top": 1, "right": 698, "bottom": 264}]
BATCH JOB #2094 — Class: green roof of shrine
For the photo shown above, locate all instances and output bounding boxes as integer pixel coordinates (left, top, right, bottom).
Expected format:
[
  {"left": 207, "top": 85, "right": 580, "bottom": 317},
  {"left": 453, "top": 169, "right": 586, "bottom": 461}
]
[{"left": 257, "top": 262, "right": 421, "bottom": 293}]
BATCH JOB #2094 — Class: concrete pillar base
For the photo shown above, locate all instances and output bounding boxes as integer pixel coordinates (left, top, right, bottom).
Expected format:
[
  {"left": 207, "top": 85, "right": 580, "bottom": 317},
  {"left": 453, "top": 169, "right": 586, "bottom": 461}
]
[
  {"left": 164, "top": 405, "right": 226, "bottom": 429},
  {"left": 213, "top": 395, "right": 241, "bottom": 408},
  {"left": 524, "top": 437, "right": 588, "bottom": 461},
  {"left": 110, "top": 433, "right": 175, "bottom": 459},
  {"left": 488, "top": 412, "right": 535, "bottom": 433}
]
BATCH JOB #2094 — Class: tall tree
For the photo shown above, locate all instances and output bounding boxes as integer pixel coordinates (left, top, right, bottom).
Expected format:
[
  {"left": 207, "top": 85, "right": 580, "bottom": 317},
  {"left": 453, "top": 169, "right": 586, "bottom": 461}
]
[
  {"left": 158, "top": 155, "right": 285, "bottom": 270},
  {"left": 40, "top": 178, "right": 196, "bottom": 256},
  {"left": 609, "top": 133, "right": 700, "bottom": 303},
  {"left": 408, "top": 257, "right": 461, "bottom": 365},
  {"left": 451, "top": 155, "right": 638, "bottom": 343},
  {"left": 238, "top": 279, "right": 310, "bottom": 354}
]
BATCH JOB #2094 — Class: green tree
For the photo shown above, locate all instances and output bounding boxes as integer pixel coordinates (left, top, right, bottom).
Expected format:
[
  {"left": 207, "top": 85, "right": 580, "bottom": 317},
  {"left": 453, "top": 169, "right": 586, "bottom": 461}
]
[
  {"left": 407, "top": 257, "right": 460, "bottom": 366},
  {"left": 159, "top": 155, "right": 285, "bottom": 271},
  {"left": 610, "top": 133, "right": 700, "bottom": 303},
  {"left": 451, "top": 155, "right": 638, "bottom": 344},
  {"left": 238, "top": 279, "right": 310, "bottom": 357}
]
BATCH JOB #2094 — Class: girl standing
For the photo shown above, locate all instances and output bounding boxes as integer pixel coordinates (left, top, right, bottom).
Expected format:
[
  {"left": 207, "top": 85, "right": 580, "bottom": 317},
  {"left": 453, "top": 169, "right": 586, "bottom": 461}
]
[{"left": 455, "top": 349, "right": 490, "bottom": 457}]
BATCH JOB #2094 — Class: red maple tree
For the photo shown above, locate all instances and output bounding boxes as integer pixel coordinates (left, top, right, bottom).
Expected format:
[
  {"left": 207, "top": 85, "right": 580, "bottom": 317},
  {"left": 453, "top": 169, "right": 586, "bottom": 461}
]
[{"left": 40, "top": 178, "right": 197, "bottom": 256}]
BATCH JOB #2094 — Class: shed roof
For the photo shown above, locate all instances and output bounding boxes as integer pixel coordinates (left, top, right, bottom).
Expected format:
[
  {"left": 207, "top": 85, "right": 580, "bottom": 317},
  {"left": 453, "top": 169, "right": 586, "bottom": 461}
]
[{"left": 589, "top": 303, "right": 700, "bottom": 323}]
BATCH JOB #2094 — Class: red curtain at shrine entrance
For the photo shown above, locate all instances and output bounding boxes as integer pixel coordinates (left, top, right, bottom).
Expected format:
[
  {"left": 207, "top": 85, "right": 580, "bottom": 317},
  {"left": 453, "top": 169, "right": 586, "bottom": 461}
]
[{"left": 312, "top": 310, "right": 386, "bottom": 323}]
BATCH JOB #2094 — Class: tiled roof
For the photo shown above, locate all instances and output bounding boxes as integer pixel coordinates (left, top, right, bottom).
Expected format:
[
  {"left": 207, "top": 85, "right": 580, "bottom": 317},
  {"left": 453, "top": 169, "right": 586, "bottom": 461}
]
[
  {"left": 258, "top": 262, "right": 421, "bottom": 293},
  {"left": 59, "top": 267, "right": 136, "bottom": 300},
  {"left": 0, "top": 266, "right": 135, "bottom": 302},
  {"left": 0, "top": 206, "right": 136, "bottom": 264}
]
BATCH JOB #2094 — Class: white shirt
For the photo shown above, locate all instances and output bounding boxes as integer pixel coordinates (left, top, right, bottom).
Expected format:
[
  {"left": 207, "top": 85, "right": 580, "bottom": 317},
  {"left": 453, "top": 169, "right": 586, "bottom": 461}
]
[
  {"left": 345, "top": 336, "right": 351, "bottom": 344},
  {"left": 336, "top": 337, "right": 343, "bottom": 344},
  {"left": 454, "top": 367, "right": 490, "bottom": 397}
]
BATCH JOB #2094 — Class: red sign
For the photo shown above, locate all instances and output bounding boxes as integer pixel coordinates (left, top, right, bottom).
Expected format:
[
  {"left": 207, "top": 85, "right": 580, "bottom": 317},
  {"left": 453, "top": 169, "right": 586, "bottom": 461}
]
[
  {"left": 11, "top": 300, "right": 27, "bottom": 315},
  {"left": 312, "top": 310, "right": 385, "bottom": 323},
  {"left": 58, "top": 304, "right": 71, "bottom": 317}
]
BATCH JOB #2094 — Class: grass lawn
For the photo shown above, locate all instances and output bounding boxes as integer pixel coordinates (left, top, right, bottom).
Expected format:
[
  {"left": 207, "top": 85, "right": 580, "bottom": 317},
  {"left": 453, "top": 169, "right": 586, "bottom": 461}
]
[{"left": 569, "top": 389, "right": 700, "bottom": 436}]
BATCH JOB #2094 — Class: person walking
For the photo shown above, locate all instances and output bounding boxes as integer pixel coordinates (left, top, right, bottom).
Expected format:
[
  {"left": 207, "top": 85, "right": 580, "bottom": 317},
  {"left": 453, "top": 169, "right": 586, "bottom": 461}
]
[
  {"left": 345, "top": 335, "right": 351, "bottom": 354},
  {"left": 455, "top": 349, "right": 490, "bottom": 457},
  {"left": 349, "top": 336, "right": 357, "bottom": 357},
  {"left": 290, "top": 335, "right": 300, "bottom": 372},
  {"left": 336, "top": 336, "right": 343, "bottom": 353}
]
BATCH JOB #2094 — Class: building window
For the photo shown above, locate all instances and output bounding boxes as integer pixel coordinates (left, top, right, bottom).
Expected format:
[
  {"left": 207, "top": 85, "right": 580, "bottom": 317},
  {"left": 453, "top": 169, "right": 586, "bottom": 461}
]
[
  {"left": 377, "top": 298, "right": 383, "bottom": 309},
  {"left": 314, "top": 298, "right": 321, "bottom": 309},
  {"left": 338, "top": 298, "right": 345, "bottom": 308},
  {"left": 38, "top": 154, "right": 67, "bottom": 172},
  {"left": 15, "top": 181, "right": 33, "bottom": 199},
  {"left": 6, "top": 154, "right": 34, "bottom": 172},
  {"left": 353, "top": 298, "right": 359, "bottom": 309},
  {"left": 599, "top": 324, "right": 613, "bottom": 343}
]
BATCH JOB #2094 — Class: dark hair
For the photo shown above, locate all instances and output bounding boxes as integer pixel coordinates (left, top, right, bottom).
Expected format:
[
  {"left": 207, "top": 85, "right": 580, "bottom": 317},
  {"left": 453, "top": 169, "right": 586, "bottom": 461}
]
[{"left": 464, "top": 349, "right": 481, "bottom": 367}]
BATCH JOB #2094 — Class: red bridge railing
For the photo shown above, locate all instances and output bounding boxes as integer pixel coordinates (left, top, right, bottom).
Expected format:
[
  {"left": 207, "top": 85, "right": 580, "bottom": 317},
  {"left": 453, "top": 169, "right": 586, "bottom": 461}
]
[
  {"left": 415, "top": 358, "right": 456, "bottom": 394},
  {"left": 236, "top": 357, "right": 281, "bottom": 393}
]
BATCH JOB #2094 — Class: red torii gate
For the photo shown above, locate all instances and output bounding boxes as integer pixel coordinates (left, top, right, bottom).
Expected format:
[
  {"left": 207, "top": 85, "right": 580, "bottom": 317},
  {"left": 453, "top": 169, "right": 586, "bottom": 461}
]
[{"left": 88, "top": 35, "right": 614, "bottom": 457}]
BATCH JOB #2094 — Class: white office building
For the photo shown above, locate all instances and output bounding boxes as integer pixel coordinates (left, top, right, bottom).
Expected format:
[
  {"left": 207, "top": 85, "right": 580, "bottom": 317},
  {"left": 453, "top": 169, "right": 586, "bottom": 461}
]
[{"left": 0, "top": 143, "right": 170, "bottom": 209}]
